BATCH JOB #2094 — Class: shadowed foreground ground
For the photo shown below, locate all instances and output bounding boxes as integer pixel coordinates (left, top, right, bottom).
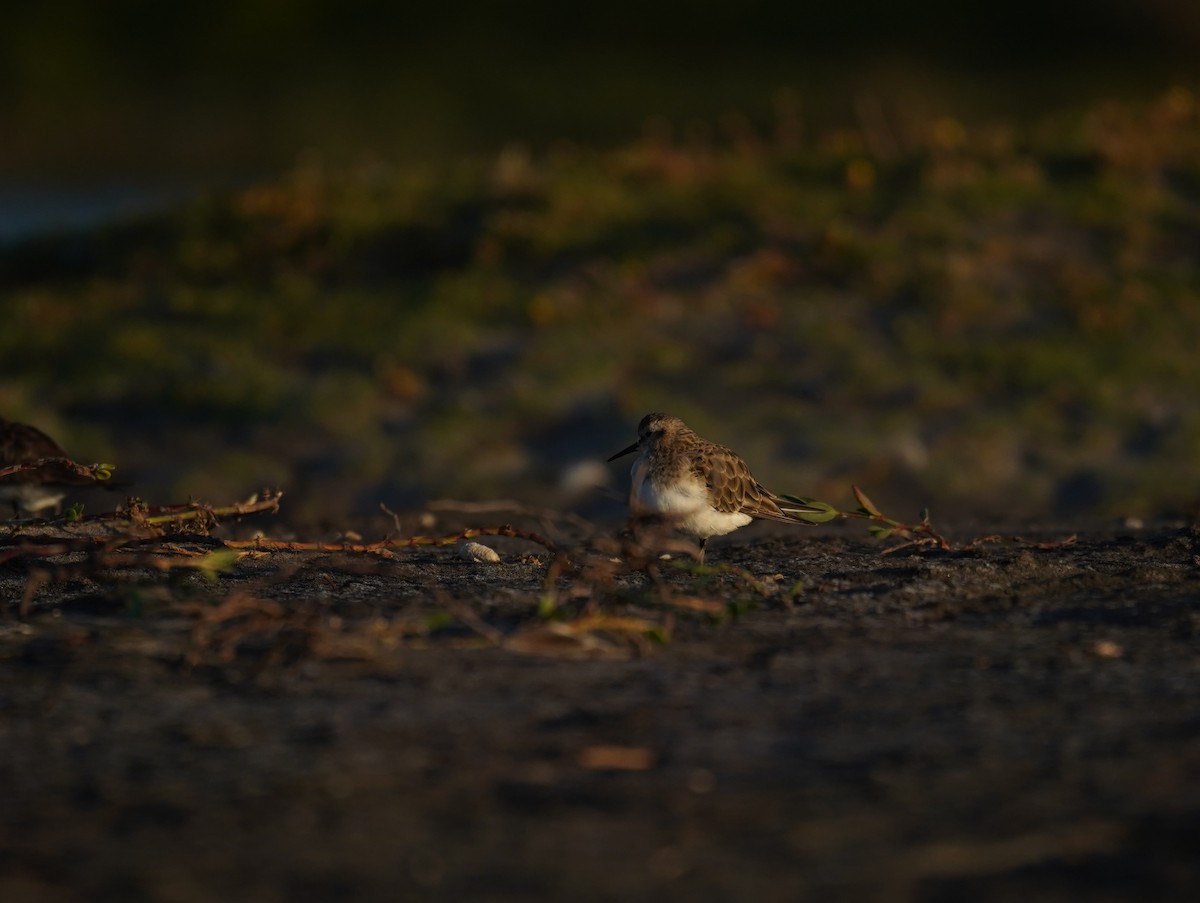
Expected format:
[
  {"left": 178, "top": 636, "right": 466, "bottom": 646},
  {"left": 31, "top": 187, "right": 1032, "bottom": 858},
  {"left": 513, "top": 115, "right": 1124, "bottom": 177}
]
[{"left": 1, "top": 519, "right": 1198, "bottom": 901}]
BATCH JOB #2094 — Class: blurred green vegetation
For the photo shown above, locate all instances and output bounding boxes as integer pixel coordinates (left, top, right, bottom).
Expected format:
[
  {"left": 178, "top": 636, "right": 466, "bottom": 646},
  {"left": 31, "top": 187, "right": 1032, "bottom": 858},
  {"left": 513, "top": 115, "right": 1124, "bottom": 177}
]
[
  {"left": 3, "top": 90, "right": 1200, "bottom": 526},
  {"left": 4, "top": 1, "right": 1200, "bottom": 181}
]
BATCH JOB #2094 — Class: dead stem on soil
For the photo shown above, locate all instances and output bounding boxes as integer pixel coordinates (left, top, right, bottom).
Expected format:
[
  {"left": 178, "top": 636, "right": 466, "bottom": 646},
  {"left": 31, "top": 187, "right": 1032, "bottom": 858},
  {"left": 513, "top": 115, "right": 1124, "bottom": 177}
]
[
  {"left": 223, "top": 523, "right": 559, "bottom": 557},
  {"left": 2, "top": 480, "right": 1082, "bottom": 666},
  {"left": 0, "top": 457, "right": 117, "bottom": 483}
]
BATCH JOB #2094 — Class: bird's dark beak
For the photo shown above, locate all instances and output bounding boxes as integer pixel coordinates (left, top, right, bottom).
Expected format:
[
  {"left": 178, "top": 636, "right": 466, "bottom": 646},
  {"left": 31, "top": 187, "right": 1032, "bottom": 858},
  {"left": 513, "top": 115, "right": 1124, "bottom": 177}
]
[{"left": 607, "top": 441, "right": 639, "bottom": 462}]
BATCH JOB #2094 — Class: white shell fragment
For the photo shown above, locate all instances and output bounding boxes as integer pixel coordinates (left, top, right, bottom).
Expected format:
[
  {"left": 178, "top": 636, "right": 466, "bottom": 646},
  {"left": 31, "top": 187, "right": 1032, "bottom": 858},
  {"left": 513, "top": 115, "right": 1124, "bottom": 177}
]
[{"left": 461, "top": 541, "right": 501, "bottom": 564}]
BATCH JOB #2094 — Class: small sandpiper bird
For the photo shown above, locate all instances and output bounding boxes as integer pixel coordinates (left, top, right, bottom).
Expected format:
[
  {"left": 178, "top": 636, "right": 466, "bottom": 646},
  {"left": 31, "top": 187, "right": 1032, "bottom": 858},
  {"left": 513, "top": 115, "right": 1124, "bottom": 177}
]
[
  {"left": 0, "top": 416, "right": 102, "bottom": 517},
  {"left": 607, "top": 412, "right": 827, "bottom": 562}
]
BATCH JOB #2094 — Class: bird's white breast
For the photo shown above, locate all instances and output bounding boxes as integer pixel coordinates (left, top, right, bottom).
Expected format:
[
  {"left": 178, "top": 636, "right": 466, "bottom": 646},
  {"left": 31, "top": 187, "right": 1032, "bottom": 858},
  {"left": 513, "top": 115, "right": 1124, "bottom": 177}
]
[
  {"left": 0, "top": 484, "right": 66, "bottom": 515},
  {"left": 629, "top": 457, "right": 751, "bottom": 539}
]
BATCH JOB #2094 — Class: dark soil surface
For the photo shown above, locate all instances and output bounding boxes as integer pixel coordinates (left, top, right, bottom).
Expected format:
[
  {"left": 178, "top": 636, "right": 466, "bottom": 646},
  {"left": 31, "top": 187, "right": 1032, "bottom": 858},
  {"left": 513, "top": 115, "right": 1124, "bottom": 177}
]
[{"left": 2, "top": 519, "right": 1199, "bottom": 902}]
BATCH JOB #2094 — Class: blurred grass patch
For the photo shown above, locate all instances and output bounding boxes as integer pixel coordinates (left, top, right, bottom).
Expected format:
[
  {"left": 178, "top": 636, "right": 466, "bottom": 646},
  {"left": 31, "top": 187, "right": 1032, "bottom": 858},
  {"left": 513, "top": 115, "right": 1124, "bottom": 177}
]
[{"left": 3, "top": 89, "right": 1200, "bottom": 523}]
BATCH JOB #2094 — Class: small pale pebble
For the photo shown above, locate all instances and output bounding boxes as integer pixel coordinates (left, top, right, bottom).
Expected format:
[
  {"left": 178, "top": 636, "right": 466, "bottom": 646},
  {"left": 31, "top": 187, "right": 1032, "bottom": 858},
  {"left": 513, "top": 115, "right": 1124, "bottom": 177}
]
[{"left": 461, "top": 541, "right": 501, "bottom": 564}]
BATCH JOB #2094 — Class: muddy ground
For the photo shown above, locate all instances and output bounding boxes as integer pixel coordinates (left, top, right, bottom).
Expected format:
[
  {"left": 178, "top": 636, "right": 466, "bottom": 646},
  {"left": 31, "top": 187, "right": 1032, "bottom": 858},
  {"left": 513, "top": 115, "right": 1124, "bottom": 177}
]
[{"left": 1, "top": 518, "right": 1198, "bottom": 902}]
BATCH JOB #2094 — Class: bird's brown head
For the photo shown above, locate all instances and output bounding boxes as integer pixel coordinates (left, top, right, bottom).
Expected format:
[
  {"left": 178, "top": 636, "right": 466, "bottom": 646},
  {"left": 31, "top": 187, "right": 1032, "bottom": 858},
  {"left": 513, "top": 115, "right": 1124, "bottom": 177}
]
[{"left": 607, "top": 412, "right": 685, "bottom": 461}]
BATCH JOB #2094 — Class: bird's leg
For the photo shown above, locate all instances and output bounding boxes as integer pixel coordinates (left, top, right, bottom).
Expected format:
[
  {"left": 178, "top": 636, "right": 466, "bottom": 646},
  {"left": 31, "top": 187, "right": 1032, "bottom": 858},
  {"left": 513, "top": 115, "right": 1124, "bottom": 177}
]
[{"left": 696, "top": 537, "right": 707, "bottom": 564}]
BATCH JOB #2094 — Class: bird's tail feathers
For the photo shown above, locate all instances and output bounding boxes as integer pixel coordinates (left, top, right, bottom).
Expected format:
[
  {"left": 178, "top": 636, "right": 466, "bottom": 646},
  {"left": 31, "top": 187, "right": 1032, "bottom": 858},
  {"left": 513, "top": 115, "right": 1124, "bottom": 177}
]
[{"left": 776, "top": 495, "right": 840, "bottom": 524}]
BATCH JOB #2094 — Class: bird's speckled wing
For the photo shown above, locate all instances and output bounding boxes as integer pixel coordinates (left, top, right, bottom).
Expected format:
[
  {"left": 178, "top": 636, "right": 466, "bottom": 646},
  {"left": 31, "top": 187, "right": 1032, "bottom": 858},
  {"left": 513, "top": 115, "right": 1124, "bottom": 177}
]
[
  {"left": 694, "top": 445, "right": 821, "bottom": 524},
  {"left": 0, "top": 421, "right": 89, "bottom": 486},
  {"left": 693, "top": 447, "right": 781, "bottom": 521}
]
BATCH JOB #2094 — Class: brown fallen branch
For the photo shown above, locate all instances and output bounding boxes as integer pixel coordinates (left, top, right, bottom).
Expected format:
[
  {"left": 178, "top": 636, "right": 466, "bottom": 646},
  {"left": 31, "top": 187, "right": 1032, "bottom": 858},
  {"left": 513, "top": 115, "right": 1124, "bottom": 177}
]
[
  {"left": 223, "top": 523, "right": 559, "bottom": 556},
  {"left": 0, "top": 457, "right": 117, "bottom": 482},
  {"left": 115, "top": 492, "right": 284, "bottom": 529}
]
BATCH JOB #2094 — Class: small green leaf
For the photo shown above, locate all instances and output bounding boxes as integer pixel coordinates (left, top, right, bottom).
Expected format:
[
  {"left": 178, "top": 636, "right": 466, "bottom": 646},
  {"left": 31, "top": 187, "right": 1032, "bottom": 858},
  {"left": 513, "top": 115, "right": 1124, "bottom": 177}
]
[
  {"left": 852, "top": 485, "right": 882, "bottom": 517},
  {"left": 867, "top": 524, "right": 894, "bottom": 540},
  {"left": 537, "top": 594, "right": 559, "bottom": 619},
  {"left": 194, "top": 548, "right": 240, "bottom": 580},
  {"left": 65, "top": 503, "right": 85, "bottom": 521},
  {"left": 779, "top": 495, "right": 841, "bottom": 523}
]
